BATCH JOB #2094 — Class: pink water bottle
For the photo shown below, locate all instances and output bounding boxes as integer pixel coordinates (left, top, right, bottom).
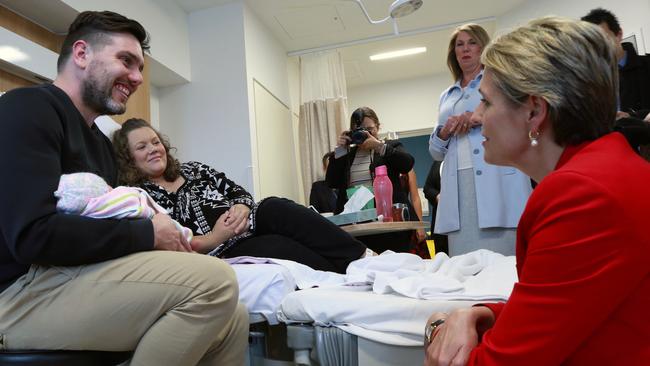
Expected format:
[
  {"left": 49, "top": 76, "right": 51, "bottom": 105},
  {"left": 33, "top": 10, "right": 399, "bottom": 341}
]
[{"left": 373, "top": 165, "right": 393, "bottom": 222}]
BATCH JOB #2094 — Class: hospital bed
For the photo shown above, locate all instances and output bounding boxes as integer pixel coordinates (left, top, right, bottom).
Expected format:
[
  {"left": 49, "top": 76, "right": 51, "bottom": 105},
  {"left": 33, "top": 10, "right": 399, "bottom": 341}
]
[
  {"left": 277, "top": 251, "right": 517, "bottom": 365},
  {"left": 279, "top": 287, "right": 482, "bottom": 365},
  {"left": 231, "top": 263, "right": 296, "bottom": 365},
  {"left": 234, "top": 250, "right": 517, "bottom": 366}
]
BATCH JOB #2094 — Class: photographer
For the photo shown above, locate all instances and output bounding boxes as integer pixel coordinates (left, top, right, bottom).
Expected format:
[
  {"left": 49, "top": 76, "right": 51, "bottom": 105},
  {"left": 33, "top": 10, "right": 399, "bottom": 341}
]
[{"left": 326, "top": 107, "right": 415, "bottom": 252}]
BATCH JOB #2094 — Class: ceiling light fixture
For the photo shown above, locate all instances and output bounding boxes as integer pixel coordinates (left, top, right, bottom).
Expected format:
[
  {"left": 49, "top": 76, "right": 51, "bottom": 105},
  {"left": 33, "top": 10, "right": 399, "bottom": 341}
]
[
  {"left": 370, "top": 47, "right": 427, "bottom": 61},
  {"left": 0, "top": 46, "right": 29, "bottom": 63},
  {"left": 352, "top": 0, "right": 423, "bottom": 35}
]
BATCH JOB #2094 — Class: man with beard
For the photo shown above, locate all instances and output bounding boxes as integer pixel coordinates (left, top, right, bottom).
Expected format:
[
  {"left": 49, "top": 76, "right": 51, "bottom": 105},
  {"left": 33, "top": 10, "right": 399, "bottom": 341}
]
[{"left": 0, "top": 11, "right": 248, "bottom": 366}]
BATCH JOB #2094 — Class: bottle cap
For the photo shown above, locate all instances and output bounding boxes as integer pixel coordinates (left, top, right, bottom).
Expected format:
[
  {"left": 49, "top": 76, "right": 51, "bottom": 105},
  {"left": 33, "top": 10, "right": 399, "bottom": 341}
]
[{"left": 375, "top": 165, "right": 388, "bottom": 176}]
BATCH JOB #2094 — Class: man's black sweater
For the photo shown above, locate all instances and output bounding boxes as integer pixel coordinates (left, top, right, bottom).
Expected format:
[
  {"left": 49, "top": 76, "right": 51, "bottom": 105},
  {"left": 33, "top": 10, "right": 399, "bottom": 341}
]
[{"left": 0, "top": 84, "right": 153, "bottom": 293}]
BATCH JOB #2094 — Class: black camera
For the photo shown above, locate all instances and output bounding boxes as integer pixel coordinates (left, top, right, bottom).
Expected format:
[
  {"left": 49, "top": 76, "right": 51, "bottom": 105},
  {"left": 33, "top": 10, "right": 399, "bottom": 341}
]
[{"left": 348, "top": 127, "right": 368, "bottom": 145}]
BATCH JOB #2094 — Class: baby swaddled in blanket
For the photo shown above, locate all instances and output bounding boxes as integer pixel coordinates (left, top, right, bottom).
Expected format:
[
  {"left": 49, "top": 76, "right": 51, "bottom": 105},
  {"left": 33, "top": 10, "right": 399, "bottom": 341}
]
[{"left": 55, "top": 172, "right": 193, "bottom": 242}]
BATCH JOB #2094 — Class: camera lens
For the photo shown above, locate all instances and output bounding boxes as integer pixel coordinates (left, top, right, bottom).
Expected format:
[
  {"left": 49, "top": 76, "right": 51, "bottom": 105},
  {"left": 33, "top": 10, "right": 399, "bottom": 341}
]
[{"left": 350, "top": 128, "right": 368, "bottom": 145}]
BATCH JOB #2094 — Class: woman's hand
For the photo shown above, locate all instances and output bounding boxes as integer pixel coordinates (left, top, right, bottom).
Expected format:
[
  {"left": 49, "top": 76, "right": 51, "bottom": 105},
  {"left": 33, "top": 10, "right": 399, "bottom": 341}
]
[
  {"left": 190, "top": 213, "right": 237, "bottom": 253},
  {"left": 224, "top": 204, "right": 251, "bottom": 234},
  {"left": 359, "top": 131, "right": 384, "bottom": 152},
  {"left": 438, "top": 112, "right": 479, "bottom": 140},
  {"left": 424, "top": 307, "right": 494, "bottom": 366},
  {"left": 338, "top": 130, "right": 352, "bottom": 147}
]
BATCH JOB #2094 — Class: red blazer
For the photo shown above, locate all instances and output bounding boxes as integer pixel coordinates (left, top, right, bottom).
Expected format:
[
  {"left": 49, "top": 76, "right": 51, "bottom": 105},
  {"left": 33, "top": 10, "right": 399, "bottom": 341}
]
[{"left": 468, "top": 133, "right": 650, "bottom": 365}]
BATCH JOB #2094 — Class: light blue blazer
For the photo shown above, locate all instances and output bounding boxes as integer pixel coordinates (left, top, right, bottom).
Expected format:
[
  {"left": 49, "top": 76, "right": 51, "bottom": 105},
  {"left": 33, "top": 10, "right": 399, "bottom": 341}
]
[{"left": 428, "top": 71, "right": 532, "bottom": 234}]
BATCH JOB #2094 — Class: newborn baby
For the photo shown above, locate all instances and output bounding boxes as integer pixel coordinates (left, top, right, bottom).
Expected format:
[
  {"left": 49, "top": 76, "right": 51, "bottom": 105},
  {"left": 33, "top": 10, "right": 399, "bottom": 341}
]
[{"left": 55, "top": 172, "right": 193, "bottom": 242}]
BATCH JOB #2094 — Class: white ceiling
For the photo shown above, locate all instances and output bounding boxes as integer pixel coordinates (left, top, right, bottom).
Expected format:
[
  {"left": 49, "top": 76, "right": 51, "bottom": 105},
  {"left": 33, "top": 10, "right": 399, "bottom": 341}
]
[
  {"left": 175, "top": 0, "right": 525, "bottom": 87},
  {"left": 0, "top": 0, "right": 528, "bottom": 88}
]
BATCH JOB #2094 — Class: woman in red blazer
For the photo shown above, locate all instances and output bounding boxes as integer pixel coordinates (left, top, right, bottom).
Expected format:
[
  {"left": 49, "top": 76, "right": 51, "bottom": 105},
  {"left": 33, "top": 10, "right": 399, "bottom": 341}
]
[{"left": 424, "top": 17, "right": 650, "bottom": 365}]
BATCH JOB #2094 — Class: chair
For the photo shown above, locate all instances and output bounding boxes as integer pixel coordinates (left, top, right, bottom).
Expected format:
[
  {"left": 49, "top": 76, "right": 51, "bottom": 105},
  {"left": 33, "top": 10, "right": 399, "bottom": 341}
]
[{"left": 0, "top": 350, "right": 132, "bottom": 366}]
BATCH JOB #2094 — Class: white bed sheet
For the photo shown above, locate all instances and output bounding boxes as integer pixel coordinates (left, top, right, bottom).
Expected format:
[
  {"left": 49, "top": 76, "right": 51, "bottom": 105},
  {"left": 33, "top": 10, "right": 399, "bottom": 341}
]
[
  {"left": 277, "top": 250, "right": 517, "bottom": 346},
  {"left": 278, "top": 285, "right": 483, "bottom": 346},
  {"left": 231, "top": 263, "right": 296, "bottom": 324},
  {"left": 230, "top": 250, "right": 516, "bottom": 339}
]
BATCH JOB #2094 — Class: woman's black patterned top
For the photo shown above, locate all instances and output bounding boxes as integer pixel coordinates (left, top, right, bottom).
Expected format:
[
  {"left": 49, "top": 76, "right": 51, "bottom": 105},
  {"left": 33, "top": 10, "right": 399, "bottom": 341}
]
[{"left": 140, "top": 161, "right": 257, "bottom": 255}]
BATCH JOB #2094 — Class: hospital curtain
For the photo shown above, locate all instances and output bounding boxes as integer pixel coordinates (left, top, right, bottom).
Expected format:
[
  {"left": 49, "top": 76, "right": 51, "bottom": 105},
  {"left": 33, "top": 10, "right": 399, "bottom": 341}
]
[{"left": 298, "top": 50, "right": 348, "bottom": 204}]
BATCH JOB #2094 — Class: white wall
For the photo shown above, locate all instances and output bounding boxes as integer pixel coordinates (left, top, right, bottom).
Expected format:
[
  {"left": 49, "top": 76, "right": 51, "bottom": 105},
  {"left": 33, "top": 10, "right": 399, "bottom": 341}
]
[
  {"left": 497, "top": 0, "right": 650, "bottom": 52},
  {"left": 347, "top": 73, "right": 452, "bottom": 134},
  {"left": 149, "top": 86, "right": 160, "bottom": 129},
  {"left": 287, "top": 57, "right": 301, "bottom": 116},
  {"left": 243, "top": 4, "right": 294, "bottom": 198},
  {"left": 286, "top": 57, "right": 303, "bottom": 198},
  {"left": 62, "top": 0, "right": 192, "bottom": 83},
  {"left": 0, "top": 27, "right": 57, "bottom": 82},
  {"left": 243, "top": 5, "right": 291, "bottom": 108},
  {"left": 158, "top": 2, "right": 253, "bottom": 191}
]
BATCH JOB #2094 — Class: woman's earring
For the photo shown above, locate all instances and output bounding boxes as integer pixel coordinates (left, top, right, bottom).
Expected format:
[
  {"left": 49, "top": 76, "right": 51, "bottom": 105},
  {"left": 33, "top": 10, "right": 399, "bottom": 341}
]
[{"left": 529, "top": 130, "right": 540, "bottom": 147}]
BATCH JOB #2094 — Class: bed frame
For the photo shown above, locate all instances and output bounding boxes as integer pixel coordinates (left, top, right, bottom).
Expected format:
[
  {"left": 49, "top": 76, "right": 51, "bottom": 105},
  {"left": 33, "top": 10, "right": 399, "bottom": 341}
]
[{"left": 286, "top": 324, "right": 423, "bottom": 366}]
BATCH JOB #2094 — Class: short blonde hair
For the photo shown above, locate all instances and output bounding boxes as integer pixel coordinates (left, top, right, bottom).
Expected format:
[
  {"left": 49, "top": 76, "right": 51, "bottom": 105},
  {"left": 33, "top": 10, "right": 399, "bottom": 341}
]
[
  {"left": 481, "top": 16, "right": 617, "bottom": 145},
  {"left": 446, "top": 23, "right": 491, "bottom": 81}
]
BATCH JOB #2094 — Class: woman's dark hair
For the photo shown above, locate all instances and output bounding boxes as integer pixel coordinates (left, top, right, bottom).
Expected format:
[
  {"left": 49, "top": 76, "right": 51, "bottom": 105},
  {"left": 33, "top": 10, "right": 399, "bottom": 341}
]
[
  {"left": 349, "top": 106, "right": 380, "bottom": 130},
  {"left": 57, "top": 10, "right": 150, "bottom": 72},
  {"left": 112, "top": 118, "right": 181, "bottom": 186}
]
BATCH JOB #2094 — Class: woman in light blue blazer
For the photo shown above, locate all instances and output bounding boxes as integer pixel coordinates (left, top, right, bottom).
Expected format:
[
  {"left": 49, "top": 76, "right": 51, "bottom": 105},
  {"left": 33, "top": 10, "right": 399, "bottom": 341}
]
[{"left": 428, "top": 24, "right": 532, "bottom": 256}]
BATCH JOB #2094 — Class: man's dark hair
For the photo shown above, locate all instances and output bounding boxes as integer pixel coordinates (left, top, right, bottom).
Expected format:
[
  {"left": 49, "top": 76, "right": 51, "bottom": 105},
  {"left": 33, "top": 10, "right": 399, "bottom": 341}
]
[
  {"left": 57, "top": 11, "right": 150, "bottom": 72},
  {"left": 581, "top": 8, "right": 622, "bottom": 34}
]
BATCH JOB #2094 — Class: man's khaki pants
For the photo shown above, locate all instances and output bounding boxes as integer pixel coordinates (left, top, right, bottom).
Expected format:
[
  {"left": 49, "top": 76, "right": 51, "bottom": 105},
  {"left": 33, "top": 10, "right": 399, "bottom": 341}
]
[{"left": 0, "top": 251, "right": 248, "bottom": 366}]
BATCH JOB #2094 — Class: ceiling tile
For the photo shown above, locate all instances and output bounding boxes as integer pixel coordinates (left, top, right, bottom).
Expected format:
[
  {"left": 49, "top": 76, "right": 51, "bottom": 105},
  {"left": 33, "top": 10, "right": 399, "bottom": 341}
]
[{"left": 274, "top": 5, "right": 344, "bottom": 39}]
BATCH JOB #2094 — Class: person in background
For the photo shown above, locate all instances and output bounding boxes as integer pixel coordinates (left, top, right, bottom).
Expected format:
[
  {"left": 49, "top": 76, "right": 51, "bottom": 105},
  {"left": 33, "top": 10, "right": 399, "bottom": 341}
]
[
  {"left": 326, "top": 106, "right": 415, "bottom": 253},
  {"left": 309, "top": 151, "right": 338, "bottom": 213},
  {"left": 582, "top": 8, "right": 650, "bottom": 119},
  {"left": 582, "top": 7, "right": 650, "bottom": 160},
  {"left": 327, "top": 107, "right": 415, "bottom": 214},
  {"left": 424, "top": 17, "right": 650, "bottom": 365},
  {"left": 113, "top": 118, "right": 369, "bottom": 273},
  {"left": 402, "top": 169, "right": 429, "bottom": 258},
  {"left": 428, "top": 23, "right": 532, "bottom": 256},
  {"left": 423, "top": 161, "right": 449, "bottom": 255},
  {"left": 0, "top": 11, "right": 248, "bottom": 365}
]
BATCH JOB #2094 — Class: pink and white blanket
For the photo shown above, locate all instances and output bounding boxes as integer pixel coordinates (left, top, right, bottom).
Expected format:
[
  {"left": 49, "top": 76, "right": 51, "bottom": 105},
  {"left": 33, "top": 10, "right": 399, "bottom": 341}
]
[{"left": 55, "top": 172, "right": 193, "bottom": 242}]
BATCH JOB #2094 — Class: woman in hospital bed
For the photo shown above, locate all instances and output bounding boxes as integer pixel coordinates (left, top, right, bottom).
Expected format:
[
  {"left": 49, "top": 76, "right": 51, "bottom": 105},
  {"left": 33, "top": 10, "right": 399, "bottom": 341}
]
[
  {"left": 111, "top": 118, "right": 370, "bottom": 274},
  {"left": 424, "top": 17, "right": 650, "bottom": 365}
]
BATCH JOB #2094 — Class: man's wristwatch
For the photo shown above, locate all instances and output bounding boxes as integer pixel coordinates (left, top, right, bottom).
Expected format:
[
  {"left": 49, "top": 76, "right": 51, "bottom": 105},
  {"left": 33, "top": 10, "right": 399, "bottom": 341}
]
[{"left": 424, "top": 318, "right": 446, "bottom": 345}]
